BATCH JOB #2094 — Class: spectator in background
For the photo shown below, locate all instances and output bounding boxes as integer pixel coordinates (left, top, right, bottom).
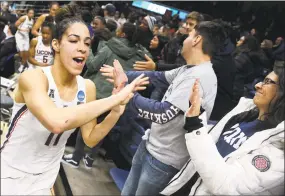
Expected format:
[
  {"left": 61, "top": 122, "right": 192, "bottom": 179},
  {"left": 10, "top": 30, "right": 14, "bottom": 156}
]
[
  {"left": 152, "top": 24, "right": 160, "bottom": 36},
  {"left": 149, "top": 35, "right": 169, "bottom": 63},
  {"left": 0, "top": 24, "right": 17, "bottom": 78},
  {"left": 210, "top": 19, "right": 236, "bottom": 121},
  {"left": 15, "top": 8, "right": 34, "bottom": 70},
  {"left": 233, "top": 35, "right": 270, "bottom": 101},
  {"left": 114, "top": 11, "right": 120, "bottom": 21},
  {"left": 101, "top": 3, "right": 120, "bottom": 28},
  {"left": 261, "top": 39, "right": 274, "bottom": 69},
  {"left": 0, "top": 2, "right": 17, "bottom": 24},
  {"left": 185, "top": 11, "right": 204, "bottom": 34},
  {"left": 81, "top": 10, "right": 94, "bottom": 37},
  {"left": 90, "top": 16, "right": 109, "bottom": 54},
  {"left": 137, "top": 15, "right": 156, "bottom": 50},
  {"left": 0, "top": 20, "right": 6, "bottom": 42},
  {"left": 62, "top": 22, "right": 151, "bottom": 169},
  {"left": 272, "top": 37, "right": 285, "bottom": 66},
  {"left": 127, "top": 12, "right": 138, "bottom": 25},
  {"left": 31, "top": 1, "right": 59, "bottom": 37},
  {"left": 106, "top": 19, "right": 118, "bottom": 36},
  {"left": 250, "top": 27, "right": 261, "bottom": 43},
  {"left": 236, "top": 36, "right": 245, "bottom": 47},
  {"left": 91, "top": 16, "right": 106, "bottom": 32},
  {"left": 118, "top": 12, "right": 127, "bottom": 26}
]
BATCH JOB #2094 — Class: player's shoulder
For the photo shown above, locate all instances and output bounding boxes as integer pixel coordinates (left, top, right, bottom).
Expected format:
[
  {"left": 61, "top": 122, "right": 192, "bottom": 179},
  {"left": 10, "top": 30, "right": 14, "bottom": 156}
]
[
  {"left": 19, "top": 68, "right": 48, "bottom": 89},
  {"left": 84, "top": 79, "right": 96, "bottom": 102}
]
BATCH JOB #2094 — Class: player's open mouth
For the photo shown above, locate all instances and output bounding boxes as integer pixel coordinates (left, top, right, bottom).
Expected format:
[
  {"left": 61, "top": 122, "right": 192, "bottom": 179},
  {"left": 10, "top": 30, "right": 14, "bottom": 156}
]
[{"left": 73, "top": 57, "right": 85, "bottom": 65}]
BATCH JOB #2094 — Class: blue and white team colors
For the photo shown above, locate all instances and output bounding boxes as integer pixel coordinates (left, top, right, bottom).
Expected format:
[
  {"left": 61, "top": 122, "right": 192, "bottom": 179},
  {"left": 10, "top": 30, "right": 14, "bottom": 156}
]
[{"left": 1, "top": 66, "right": 86, "bottom": 195}]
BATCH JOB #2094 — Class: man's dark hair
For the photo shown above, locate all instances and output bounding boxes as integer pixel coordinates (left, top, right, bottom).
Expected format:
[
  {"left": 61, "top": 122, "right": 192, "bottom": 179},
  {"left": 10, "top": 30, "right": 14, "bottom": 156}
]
[
  {"left": 195, "top": 21, "right": 226, "bottom": 56},
  {"left": 106, "top": 19, "right": 117, "bottom": 33},
  {"left": 81, "top": 10, "right": 92, "bottom": 24},
  {"left": 8, "top": 24, "right": 17, "bottom": 35}
]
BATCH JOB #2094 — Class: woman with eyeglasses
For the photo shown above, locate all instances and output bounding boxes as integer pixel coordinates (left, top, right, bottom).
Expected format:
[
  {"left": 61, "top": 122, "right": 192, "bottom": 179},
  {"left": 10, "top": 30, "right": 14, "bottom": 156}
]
[{"left": 161, "top": 66, "right": 284, "bottom": 195}]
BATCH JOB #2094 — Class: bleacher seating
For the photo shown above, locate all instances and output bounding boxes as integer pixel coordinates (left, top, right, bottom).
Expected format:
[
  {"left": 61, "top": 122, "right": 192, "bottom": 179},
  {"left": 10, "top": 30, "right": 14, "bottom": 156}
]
[{"left": 109, "top": 168, "right": 129, "bottom": 191}]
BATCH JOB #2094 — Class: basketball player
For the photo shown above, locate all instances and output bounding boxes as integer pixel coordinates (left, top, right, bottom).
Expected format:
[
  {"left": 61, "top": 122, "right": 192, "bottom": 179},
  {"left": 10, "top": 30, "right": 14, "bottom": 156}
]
[
  {"left": 28, "top": 22, "right": 54, "bottom": 69},
  {"left": 31, "top": 1, "right": 59, "bottom": 37},
  {"left": 0, "top": 5, "right": 148, "bottom": 195},
  {"left": 15, "top": 8, "right": 34, "bottom": 70}
]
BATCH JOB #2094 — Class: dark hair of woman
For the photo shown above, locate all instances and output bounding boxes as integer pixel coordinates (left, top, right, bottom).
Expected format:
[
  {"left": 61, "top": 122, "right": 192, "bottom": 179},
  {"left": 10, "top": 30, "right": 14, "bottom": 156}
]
[{"left": 223, "top": 66, "right": 285, "bottom": 130}]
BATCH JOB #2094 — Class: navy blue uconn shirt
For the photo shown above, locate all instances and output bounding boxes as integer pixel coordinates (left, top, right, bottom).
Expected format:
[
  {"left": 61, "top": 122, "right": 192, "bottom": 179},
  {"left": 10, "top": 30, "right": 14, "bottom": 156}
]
[{"left": 216, "top": 120, "right": 272, "bottom": 158}]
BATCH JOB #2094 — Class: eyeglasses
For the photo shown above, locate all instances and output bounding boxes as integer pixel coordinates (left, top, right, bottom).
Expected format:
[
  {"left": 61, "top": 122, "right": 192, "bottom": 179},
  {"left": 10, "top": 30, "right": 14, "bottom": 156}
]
[{"left": 260, "top": 78, "right": 278, "bottom": 86}]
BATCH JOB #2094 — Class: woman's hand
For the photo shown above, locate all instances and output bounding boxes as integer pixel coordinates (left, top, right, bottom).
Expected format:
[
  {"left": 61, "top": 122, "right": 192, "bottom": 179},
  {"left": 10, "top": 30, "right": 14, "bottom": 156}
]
[{"left": 186, "top": 79, "right": 201, "bottom": 117}]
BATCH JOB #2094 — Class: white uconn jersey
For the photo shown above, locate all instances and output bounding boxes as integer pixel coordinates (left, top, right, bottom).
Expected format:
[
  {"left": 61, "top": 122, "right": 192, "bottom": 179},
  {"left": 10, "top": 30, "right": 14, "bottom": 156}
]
[
  {"left": 1, "top": 66, "right": 86, "bottom": 175},
  {"left": 35, "top": 36, "right": 54, "bottom": 65}
]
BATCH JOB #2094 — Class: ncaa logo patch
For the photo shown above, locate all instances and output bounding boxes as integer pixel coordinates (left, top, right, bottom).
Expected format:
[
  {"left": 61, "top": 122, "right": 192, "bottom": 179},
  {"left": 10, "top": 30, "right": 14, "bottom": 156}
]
[
  {"left": 77, "top": 90, "right": 85, "bottom": 102},
  {"left": 252, "top": 155, "right": 271, "bottom": 172}
]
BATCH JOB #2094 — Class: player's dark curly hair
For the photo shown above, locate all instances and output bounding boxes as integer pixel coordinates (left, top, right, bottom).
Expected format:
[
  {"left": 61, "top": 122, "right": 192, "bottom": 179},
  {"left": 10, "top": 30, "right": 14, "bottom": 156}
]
[{"left": 53, "top": 4, "right": 87, "bottom": 41}]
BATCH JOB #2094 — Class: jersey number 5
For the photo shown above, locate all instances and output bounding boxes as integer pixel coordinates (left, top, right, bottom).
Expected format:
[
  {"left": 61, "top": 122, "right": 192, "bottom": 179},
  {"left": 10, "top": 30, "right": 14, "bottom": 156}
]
[{"left": 43, "top": 55, "right": 48, "bottom": 63}]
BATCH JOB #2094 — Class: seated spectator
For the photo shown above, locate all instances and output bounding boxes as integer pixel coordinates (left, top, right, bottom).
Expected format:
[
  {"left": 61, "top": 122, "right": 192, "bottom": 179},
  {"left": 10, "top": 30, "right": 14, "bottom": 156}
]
[
  {"left": 162, "top": 66, "right": 284, "bottom": 196},
  {"left": 0, "top": 23, "right": 17, "bottom": 78},
  {"left": 28, "top": 22, "right": 54, "bottom": 69},
  {"left": 233, "top": 35, "right": 270, "bottom": 101}
]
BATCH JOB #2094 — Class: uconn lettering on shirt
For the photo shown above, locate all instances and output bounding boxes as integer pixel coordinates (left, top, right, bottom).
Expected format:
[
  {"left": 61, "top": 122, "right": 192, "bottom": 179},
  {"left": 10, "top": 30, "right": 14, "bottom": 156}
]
[
  {"left": 36, "top": 50, "right": 53, "bottom": 56},
  {"left": 138, "top": 105, "right": 180, "bottom": 124},
  {"left": 222, "top": 124, "right": 248, "bottom": 149}
]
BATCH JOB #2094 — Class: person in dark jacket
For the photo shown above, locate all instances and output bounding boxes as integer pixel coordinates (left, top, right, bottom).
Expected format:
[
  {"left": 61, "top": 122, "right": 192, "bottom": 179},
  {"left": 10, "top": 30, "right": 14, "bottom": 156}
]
[
  {"left": 84, "top": 22, "right": 151, "bottom": 100},
  {"left": 0, "top": 23, "right": 17, "bottom": 78},
  {"left": 272, "top": 37, "right": 285, "bottom": 62},
  {"left": 261, "top": 39, "right": 274, "bottom": 69},
  {"left": 210, "top": 37, "right": 236, "bottom": 121},
  {"left": 233, "top": 35, "right": 270, "bottom": 101}
]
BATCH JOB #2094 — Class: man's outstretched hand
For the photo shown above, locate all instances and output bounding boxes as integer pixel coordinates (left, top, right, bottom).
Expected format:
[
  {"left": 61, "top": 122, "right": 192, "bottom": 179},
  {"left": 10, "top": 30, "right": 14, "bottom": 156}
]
[{"left": 133, "top": 54, "right": 156, "bottom": 71}]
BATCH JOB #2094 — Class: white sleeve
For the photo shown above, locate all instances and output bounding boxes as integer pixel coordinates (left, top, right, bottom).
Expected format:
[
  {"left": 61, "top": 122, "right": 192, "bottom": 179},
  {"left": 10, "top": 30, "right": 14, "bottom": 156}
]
[{"left": 185, "top": 128, "right": 284, "bottom": 195}]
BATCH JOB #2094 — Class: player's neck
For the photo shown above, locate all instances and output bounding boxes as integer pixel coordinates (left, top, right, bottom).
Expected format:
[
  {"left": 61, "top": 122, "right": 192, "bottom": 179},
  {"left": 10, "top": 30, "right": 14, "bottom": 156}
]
[
  {"left": 51, "top": 58, "right": 77, "bottom": 88},
  {"left": 185, "top": 51, "right": 211, "bottom": 66},
  {"left": 43, "top": 41, "right": 50, "bottom": 47}
]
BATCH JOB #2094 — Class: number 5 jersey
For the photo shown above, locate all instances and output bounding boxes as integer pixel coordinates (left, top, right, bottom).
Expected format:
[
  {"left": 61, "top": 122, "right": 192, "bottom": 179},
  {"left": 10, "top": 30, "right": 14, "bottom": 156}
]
[
  {"left": 1, "top": 66, "right": 86, "bottom": 178},
  {"left": 28, "top": 36, "right": 54, "bottom": 69}
]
